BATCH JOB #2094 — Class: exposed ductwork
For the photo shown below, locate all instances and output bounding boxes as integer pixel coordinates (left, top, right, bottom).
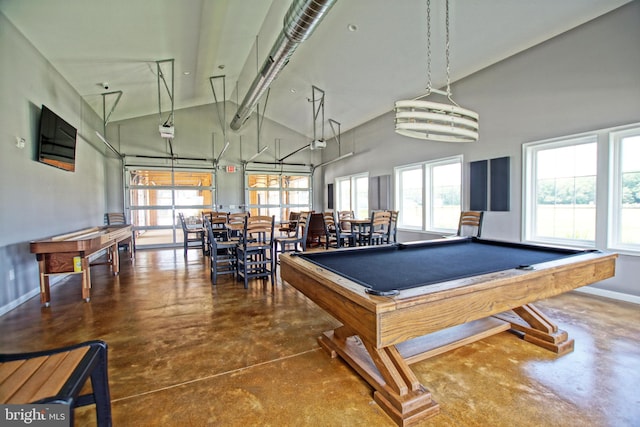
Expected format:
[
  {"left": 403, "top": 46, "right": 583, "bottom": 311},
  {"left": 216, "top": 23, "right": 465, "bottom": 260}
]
[{"left": 229, "top": 0, "right": 337, "bottom": 131}]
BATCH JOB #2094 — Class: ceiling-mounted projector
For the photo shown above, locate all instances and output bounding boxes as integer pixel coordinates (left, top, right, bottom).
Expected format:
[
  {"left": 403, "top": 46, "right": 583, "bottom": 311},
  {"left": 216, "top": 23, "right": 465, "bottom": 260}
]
[
  {"left": 159, "top": 124, "right": 175, "bottom": 139},
  {"left": 310, "top": 139, "right": 326, "bottom": 150}
]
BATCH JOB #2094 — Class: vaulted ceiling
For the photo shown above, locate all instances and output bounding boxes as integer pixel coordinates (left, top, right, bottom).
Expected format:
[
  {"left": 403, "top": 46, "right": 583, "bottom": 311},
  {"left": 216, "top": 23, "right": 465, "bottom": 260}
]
[{"left": 1, "top": 0, "right": 631, "bottom": 139}]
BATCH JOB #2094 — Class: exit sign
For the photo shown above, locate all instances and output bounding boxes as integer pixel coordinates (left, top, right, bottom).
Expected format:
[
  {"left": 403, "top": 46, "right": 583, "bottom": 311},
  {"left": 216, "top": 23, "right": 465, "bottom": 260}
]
[{"left": 226, "top": 165, "right": 236, "bottom": 173}]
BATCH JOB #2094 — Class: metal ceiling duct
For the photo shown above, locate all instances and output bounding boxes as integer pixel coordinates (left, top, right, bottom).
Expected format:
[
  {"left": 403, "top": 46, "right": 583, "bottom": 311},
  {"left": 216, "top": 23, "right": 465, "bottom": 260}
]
[{"left": 229, "top": 0, "right": 337, "bottom": 131}]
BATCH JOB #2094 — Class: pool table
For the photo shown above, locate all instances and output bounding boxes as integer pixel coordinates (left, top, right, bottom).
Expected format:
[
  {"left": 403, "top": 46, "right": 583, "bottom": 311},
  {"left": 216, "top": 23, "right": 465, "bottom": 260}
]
[{"left": 279, "top": 237, "right": 617, "bottom": 426}]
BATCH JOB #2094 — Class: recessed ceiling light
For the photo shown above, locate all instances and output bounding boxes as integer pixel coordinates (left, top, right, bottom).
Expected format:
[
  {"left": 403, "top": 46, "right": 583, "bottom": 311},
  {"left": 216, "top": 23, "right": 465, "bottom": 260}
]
[
  {"left": 347, "top": 24, "right": 358, "bottom": 32},
  {"left": 183, "top": 71, "right": 191, "bottom": 75},
  {"left": 290, "top": 88, "right": 296, "bottom": 93}
]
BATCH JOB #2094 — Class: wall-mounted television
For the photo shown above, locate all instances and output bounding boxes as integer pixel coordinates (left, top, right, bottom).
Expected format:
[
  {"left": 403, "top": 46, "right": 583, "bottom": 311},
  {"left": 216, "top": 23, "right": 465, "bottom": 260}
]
[{"left": 37, "top": 105, "right": 77, "bottom": 172}]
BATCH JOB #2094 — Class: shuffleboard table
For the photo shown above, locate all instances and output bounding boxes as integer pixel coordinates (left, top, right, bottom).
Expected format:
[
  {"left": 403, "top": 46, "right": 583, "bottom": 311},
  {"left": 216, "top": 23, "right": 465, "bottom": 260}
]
[
  {"left": 279, "top": 237, "right": 617, "bottom": 426},
  {"left": 30, "top": 225, "right": 133, "bottom": 306}
]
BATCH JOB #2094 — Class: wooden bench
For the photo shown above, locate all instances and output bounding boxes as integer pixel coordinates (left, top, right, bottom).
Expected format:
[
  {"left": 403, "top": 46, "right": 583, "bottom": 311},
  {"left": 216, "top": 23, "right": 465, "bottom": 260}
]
[{"left": 0, "top": 340, "right": 112, "bottom": 426}]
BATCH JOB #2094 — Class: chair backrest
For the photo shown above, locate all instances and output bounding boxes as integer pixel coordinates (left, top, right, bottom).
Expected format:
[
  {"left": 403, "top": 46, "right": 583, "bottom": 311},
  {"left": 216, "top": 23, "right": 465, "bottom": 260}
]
[
  {"left": 209, "top": 211, "right": 229, "bottom": 227},
  {"left": 204, "top": 218, "right": 215, "bottom": 248},
  {"left": 280, "top": 211, "right": 301, "bottom": 236},
  {"left": 457, "top": 211, "right": 484, "bottom": 237},
  {"left": 371, "top": 210, "right": 392, "bottom": 231},
  {"left": 388, "top": 210, "right": 399, "bottom": 243},
  {"left": 241, "top": 215, "right": 275, "bottom": 246},
  {"left": 323, "top": 211, "right": 336, "bottom": 232},
  {"left": 338, "top": 210, "right": 354, "bottom": 231},
  {"left": 297, "top": 212, "right": 311, "bottom": 251},
  {"left": 178, "top": 213, "right": 188, "bottom": 231},
  {"left": 106, "top": 213, "right": 126, "bottom": 225},
  {"left": 227, "top": 212, "right": 249, "bottom": 236}
]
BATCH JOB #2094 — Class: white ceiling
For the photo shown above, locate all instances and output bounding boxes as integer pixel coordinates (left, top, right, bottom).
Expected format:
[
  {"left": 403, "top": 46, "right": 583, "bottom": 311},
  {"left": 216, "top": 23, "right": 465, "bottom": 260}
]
[{"left": 0, "top": 0, "right": 631, "bottom": 139}]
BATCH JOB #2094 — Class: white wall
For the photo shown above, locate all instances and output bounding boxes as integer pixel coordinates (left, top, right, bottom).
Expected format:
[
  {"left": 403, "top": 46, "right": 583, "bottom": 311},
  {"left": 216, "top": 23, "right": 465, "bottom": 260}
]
[
  {"left": 0, "top": 13, "right": 108, "bottom": 313},
  {"left": 321, "top": 2, "right": 640, "bottom": 299}
]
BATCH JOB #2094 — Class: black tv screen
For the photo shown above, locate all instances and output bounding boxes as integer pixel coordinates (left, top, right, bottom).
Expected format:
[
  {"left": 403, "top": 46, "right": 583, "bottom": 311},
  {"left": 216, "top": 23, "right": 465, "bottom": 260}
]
[{"left": 37, "top": 105, "right": 77, "bottom": 172}]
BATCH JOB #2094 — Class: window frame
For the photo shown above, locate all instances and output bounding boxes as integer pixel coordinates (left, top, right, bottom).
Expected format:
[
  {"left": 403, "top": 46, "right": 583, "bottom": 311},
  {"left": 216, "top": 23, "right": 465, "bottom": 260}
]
[
  {"left": 608, "top": 125, "right": 640, "bottom": 253},
  {"left": 394, "top": 155, "right": 463, "bottom": 233},
  {"left": 522, "top": 134, "right": 598, "bottom": 247},
  {"left": 335, "top": 172, "right": 369, "bottom": 218}
]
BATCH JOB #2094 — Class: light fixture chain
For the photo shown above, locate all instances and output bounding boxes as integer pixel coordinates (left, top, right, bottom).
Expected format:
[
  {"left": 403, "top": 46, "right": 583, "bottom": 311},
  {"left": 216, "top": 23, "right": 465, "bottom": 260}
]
[
  {"left": 426, "top": 0, "right": 432, "bottom": 92},
  {"left": 445, "top": 0, "right": 451, "bottom": 97}
]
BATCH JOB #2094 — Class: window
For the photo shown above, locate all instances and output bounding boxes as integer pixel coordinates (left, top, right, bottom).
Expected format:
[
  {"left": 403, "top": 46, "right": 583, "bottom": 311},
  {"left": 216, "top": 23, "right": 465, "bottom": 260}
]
[
  {"left": 395, "top": 156, "right": 462, "bottom": 232},
  {"left": 609, "top": 127, "right": 640, "bottom": 251},
  {"left": 246, "top": 173, "right": 311, "bottom": 221},
  {"left": 523, "top": 135, "right": 597, "bottom": 246},
  {"left": 335, "top": 173, "right": 369, "bottom": 218}
]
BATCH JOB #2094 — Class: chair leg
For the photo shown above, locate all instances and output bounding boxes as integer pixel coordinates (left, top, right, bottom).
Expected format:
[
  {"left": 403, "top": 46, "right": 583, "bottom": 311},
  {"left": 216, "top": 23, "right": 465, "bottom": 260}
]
[{"left": 89, "top": 342, "right": 112, "bottom": 426}]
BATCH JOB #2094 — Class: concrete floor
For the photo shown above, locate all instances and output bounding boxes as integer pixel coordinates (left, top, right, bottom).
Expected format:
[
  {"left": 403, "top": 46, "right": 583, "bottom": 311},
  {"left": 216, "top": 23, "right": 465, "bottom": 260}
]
[{"left": 1, "top": 249, "right": 638, "bottom": 426}]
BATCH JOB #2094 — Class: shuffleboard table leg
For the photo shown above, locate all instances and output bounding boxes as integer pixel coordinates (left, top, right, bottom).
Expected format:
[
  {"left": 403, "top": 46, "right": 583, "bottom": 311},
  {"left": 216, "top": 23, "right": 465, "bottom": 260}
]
[
  {"left": 81, "top": 257, "right": 92, "bottom": 303},
  {"left": 38, "top": 257, "right": 51, "bottom": 307}
]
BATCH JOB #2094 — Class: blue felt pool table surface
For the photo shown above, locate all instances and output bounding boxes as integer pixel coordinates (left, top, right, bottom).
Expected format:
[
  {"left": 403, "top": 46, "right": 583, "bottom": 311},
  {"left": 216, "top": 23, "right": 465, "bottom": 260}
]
[{"left": 295, "top": 237, "right": 594, "bottom": 293}]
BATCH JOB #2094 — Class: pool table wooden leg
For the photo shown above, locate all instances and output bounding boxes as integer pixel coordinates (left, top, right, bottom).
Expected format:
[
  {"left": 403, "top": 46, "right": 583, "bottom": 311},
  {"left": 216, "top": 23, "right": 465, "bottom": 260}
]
[
  {"left": 495, "top": 303, "right": 574, "bottom": 355},
  {"left": 319, "top": 328, "right": 440, "bottom": 426}
]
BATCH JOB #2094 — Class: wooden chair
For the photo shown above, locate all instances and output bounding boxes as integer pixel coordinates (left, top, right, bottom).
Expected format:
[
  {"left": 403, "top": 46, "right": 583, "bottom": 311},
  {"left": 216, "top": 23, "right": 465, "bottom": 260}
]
[
  {"left": 323, "top": 211, "right": 355, "bottom": 248},
  {"left": 236, "top": 215, "right": 276, "bottom": 288},
  {"left": 227, "top": 212, "right": 249, "bottom": 240},
  {"left": 305, "top": 213, "right": 325, "bottom": 247},
  {"left": 274, "top": 212, "right": 310, "bottom": 269},
  {"left": 0, "top": 340, "right": 111, "bottom": 426},
  {"left": 457, "top": 211, "right": 484, "bottom": 237},
  {"left": 278, "top": 211, "right": 300, "bottom": 236},
  {"left": 207, "top": 211, "right": 229, "bottom": 242},
  {"left": 338, "top": 210, "right": 355, "bottom": 233},
  {"left": 388, "top": 210, "right": 399, "bottom": 243},
  {"left": 178, "top": 213, "right": 204, "bottom": 257},
  {"left": 105, "top": 212, "right": 134, "bottom": 255},
  {"left": 359, "top": 210, "right": 392, "bottom": 245},
  {"left": 105, "top": 212, "right": 126, "bottom": 225},
  {"left": 205, "top": 218, "right": 237, "bottom": 284}
]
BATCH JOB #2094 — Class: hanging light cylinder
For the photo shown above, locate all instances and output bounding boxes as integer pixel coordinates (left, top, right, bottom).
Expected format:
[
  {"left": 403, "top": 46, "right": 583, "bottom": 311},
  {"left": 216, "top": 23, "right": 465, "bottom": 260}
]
[{"left": 394, "top": 0, "right": 479, "bottom": 142}]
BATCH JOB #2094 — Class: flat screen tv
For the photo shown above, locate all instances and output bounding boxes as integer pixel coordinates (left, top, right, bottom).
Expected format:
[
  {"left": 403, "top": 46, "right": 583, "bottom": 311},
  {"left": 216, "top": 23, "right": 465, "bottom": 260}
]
[{"left": 37, "top": 105, "right": 77, "bottom": 172}]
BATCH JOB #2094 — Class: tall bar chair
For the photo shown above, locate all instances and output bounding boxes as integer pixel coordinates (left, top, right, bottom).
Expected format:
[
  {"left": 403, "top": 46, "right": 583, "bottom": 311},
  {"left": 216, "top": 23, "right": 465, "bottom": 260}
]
[
  {"left": 178, "top": 213, "right": 205, "bottom": 257},
  {"left": 205, "top": 218, "right": 237, "bottom": 284},
  {"left": 236, "top": 215, "right": 276, "bottom": 288}
]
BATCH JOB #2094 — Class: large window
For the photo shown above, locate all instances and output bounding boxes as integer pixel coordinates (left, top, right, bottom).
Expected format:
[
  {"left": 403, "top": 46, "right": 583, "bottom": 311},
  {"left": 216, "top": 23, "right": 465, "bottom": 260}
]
[
  {"left": 523, "top": 135, "right": 597, "bottom": 246},
  {"left": 335, "top": 173, "right": 368, "bottom": 218},
  {"left": 395, "top": 156, "right": 462, "bottom": 232},
  {"left": 609, "top": 127, "right": 640, "bottom": 251},
  {"left": 246, "top": 173, "right": 311, "bottom": 221}
]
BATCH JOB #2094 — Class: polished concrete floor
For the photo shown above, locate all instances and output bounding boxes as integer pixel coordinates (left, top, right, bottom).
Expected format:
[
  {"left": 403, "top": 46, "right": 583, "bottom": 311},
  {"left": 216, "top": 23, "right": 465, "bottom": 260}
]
[{"left": 1, "top": 249, "right": 639, "bottom": 426}]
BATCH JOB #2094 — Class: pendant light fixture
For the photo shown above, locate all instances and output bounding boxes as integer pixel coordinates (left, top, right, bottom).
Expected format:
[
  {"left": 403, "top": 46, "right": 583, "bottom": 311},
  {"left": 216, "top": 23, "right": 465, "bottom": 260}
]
[{"left": 394, "top": 0, "right": 479, "bottom": 142}]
